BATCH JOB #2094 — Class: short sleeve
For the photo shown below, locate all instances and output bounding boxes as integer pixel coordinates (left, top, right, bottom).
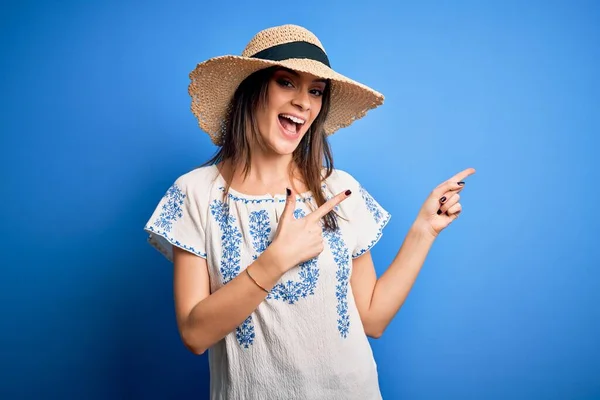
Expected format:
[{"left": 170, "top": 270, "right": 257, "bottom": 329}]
[
  {"left": 143, "top": 177, "right": 207, "bottom": 262},
  {"left": 347, "top": 178, "right": 391, "bottom": 258}
]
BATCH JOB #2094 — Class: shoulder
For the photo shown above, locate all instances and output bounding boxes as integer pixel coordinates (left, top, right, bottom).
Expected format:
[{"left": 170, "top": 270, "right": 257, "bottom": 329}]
[
  {"left": 320, "top": 168, "right": 366, "bottom": 214},
  {"left": 175, "top": 164, "right": 219, "bottom": 186},
  {"left": 323, "top": 168, "right": 362, "bottom": 192},
  {"left": 171, "top": 164, "right": 221, "bottom": 204},
  {"left": 323, "top": 167, "right": 389, "bottom": 215}
]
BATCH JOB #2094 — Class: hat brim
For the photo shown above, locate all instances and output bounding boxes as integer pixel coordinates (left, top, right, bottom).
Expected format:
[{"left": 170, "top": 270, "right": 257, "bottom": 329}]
[{"left": 188, "top": 55, "right": 384, "bottom": 145}]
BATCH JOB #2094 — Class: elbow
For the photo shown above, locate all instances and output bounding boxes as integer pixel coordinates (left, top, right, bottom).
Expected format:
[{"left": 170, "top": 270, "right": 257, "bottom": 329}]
[
  {"left": 364, "top": 323, "right": 385, "bottom": 339},
  {"left": 180, "top": 327, "right": 208, "bottom": 355},
  {"left": 367, "top": 330, "right": 384, "bottom": 339},
  {"left": 185, "top": 342, "right": 207, "bottom": 356}
]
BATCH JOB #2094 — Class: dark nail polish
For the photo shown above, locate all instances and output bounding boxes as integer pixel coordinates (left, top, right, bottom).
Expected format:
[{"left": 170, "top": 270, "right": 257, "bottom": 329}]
[
  {"left": 345, "top": 190, "right": 352, "bottom": 196},
  {"left": 437, "top": 209, "right": 442, "bottom": 215},
  {"left": 440, "top": 196, "right": 446, "bottom": 203},
  {"left": 286, "top": 188, "right": 291, "bottom": 196},
  {"left": 458, "top": 181, "right": 465, "bottom": 186}
]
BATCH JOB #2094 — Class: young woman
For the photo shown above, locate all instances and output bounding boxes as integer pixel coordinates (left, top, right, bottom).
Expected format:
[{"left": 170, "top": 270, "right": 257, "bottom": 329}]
[{"left": 144, "top": 24, "right": 475, "bottom": 400}]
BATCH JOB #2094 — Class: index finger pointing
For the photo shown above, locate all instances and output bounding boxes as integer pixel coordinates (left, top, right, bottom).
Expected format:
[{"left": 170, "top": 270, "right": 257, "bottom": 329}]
[
  {"left": 308, "top": 189, "right": 352, "bottom": 222},
  {"left": 449, "top": 167, "right": 476, "bottom": 184},
  {"left": 436, "top": 167, "right": 476, "bottom": 190}
]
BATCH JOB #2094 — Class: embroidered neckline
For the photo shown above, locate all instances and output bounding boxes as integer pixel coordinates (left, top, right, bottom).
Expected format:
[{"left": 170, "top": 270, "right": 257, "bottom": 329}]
[{"left": 211, "top": 164, "right": 326, "bottom": 204}]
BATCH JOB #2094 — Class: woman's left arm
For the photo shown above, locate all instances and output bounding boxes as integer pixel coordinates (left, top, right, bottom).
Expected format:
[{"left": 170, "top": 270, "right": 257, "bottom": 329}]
[{"left": 351, "top": 167, "right": 476, "bottom": 338}]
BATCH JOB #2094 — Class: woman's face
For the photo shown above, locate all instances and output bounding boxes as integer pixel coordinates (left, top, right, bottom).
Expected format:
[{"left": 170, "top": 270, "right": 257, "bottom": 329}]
[{"left": 255, "top": 68, "right": 327, "bottom": 155}]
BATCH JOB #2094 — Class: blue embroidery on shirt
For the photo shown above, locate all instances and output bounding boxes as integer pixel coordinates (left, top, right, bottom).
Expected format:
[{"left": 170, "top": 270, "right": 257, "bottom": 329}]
[
  {"left": 248, "top": 208, "right": 320, "bottom": 304},
  {"left": 210, "top": 200, "right": 243, "bottom": 283},
  {"left": 153, "top": 183, "right": 186, "bottom": 233},
  {"left": 323, "top": 228, "right": 351, "bottom": 338},
  {"left": 359, "top": 185, "right": 384, "bottom": 224},
  {"left": 320, "top": 191, "right": 352, "bottom": 338},
  {"left": 249, "top": 210, "right": 271, "bottom": 258},
  {"left": 352, "top": 186, "right": 391, "bottom": 258},
  {"left": 146, "top": 183, "right": 207, "bottom": 259},
  {"left": 218, "top": 187, "right": 314, "bottom": 204},
  {"left": 145, "top": 225, "right": 206, "bottom": 259},
  {"left": 236, "top": 316, "right": 255, "bottom": 350},
  {"left": 210, "top": 199, "right": 255, "bottom": 348}
]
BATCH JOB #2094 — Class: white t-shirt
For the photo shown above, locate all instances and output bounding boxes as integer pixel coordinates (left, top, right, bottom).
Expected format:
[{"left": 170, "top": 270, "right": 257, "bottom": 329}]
[{"left": 144, "top": 164, "right": 391, "bottom": 400}]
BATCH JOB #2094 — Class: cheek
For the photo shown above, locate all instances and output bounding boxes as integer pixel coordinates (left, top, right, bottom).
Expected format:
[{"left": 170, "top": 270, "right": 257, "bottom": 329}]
[
  {"left": 309, "top": 99, "right": 323, "bottom": 123},
  {"left": 258, "top": 87, "right": 284, "bottom": 133},
  {"left": 256, "top": 105, "right": 274, "bottom": 134}
]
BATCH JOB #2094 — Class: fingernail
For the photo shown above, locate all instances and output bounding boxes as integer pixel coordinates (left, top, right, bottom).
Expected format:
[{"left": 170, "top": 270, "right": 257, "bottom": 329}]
[
  {"left": 345, "top": 190, "right": 352, "bottom": 196},
  {"left": 437, "top": 209, "right": 442, "bottom": 215},
  {"left": 286, "top": 188, "right": 291, "bottom": 196},
  {"left": 457, "top": 181, "right": 465, "bottom": 186},
  {"left": 440, "top": 196, "right": 446, "bottom": 203}
]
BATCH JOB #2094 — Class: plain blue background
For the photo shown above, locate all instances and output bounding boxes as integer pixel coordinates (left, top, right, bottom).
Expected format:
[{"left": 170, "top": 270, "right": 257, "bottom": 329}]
[{"left": 1, "top": 0, "right": 599, "bottom": 399}]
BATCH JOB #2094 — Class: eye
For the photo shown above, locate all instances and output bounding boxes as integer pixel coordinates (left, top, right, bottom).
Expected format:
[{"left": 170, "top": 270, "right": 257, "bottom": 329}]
[
  {"left": 276, "top": 78, "right": 294, "bottom": 88},
  {"left": 310, "top": 88, "right": 324, "bottom": 97}
]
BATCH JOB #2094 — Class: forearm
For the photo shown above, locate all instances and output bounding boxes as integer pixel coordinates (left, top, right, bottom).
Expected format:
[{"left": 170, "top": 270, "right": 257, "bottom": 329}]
[
  {"left": 182, "top": 249, "right": 284, "bottom": 354},
  {"left": 367, "top": 223, "right": 436, "bottom": 336}
]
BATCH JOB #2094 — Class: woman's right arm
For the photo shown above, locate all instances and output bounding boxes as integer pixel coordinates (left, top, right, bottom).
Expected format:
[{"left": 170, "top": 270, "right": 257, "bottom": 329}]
[{"left": 173, "top": 245, "right": 284, "bottom": 355}]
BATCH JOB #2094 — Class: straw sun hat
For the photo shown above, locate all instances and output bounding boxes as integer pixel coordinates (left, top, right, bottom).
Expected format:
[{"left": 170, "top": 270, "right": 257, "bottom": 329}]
[{"left": 188, "top": 24, "right": 384, "bottom": 146}]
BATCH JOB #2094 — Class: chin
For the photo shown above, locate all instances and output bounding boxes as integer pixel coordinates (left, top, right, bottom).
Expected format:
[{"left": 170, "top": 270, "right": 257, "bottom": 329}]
[
  {"left": 260, "top": 123, "right": 306, "bottom": 156},
  {"left": 267, "top": 135, "right": 303, "bottom": 155}
]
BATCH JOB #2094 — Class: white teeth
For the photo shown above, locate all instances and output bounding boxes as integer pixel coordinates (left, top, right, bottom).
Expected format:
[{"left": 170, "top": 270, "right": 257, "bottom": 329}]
[{"left": 280, "top": 114, "right": 305, "bottom": 125}]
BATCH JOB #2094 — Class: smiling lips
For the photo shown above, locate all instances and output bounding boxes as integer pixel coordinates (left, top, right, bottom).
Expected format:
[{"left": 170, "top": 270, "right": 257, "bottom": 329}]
[{"left": 278, "top": 113, "right": 306, "bottom": 137}]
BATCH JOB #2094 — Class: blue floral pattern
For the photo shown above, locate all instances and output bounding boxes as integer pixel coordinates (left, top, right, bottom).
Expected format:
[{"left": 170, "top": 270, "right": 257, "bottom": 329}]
[
  {"left": 153, "top": 183, "right": 186, "bottom": 232},
  {"left": 323, "top": 227, "right": 351, "bottom": 338},
  {"left": 359, "top": 185, "right": 384, "bottom": 224},
  {"left": 352, "top": 186, "right": 391, "bottom": 258},
  {"left": 236, "top": 316, "right": 255, "bottom": 350},
  {"left": 248, "top": 208, "right": 321, "bottom": 305},
  {"left": 218, "top": 187, "right": 313, "bottom": 204},
  {"left": 249, "top": 210, "right": 271, "bottom": 259},
  {"left": 319, "top": 191, "right": 352, "bottom": 338},
  {"left": 145, "top": 224, "right": 205, "bottom": 258},
  {"left": 210, "top": 199, "right": 255, "bottom": 348},
  {"left": 210, "top": 200, "right": 243, "bottom": 284},
  {"left": 145, "top": 183, "right": 206, "bottom": 259}
]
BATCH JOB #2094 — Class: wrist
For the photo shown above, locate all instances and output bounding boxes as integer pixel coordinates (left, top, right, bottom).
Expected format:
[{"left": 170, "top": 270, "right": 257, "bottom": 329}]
[
  {"left": 246, "top": 252, "right": 284, "bottom": 293},
  {"left": 410, "top": 220, "right": 438, "bottom": 242},
  {"left": 256, "top": 246, "right": 288, "bottom": 277}
]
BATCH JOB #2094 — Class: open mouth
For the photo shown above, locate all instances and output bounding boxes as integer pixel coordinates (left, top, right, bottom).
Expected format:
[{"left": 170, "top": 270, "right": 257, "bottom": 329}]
[{"left": 278, "top": 114, "right": 306, "bottom": 137}]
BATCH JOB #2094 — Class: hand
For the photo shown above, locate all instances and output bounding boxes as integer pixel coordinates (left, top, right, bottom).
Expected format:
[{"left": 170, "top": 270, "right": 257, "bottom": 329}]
[
  {"left": 413, "top": 168, "right": 476, "bottom": 239},
  {"left": 265, "top": 188, "right": 352, "bottom": 273}
]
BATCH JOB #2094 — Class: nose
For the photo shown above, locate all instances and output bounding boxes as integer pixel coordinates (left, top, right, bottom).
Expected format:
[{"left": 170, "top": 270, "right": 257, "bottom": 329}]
[{"left": 291, "top": 89, "right": 310, "bottom": 111}]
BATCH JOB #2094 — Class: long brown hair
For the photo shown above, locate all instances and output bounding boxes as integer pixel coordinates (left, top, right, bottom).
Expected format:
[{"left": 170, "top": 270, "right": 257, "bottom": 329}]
[{"left": 202, "top": 66, "right": 338, "bottom": 231}]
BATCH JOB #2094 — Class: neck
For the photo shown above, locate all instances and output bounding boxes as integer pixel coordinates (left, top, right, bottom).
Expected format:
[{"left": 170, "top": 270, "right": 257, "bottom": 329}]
[
  {"left": 252, "top": 141, "right": 296, "bottom": 181},
  {"left": 221, "top": 144, "right": 302, "bottom": 195}
]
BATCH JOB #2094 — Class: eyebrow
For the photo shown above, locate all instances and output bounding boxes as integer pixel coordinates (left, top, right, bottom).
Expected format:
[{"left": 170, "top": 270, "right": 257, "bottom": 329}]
[{"left": 278, "top": 67, "right": 327, "bottom": 84}]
